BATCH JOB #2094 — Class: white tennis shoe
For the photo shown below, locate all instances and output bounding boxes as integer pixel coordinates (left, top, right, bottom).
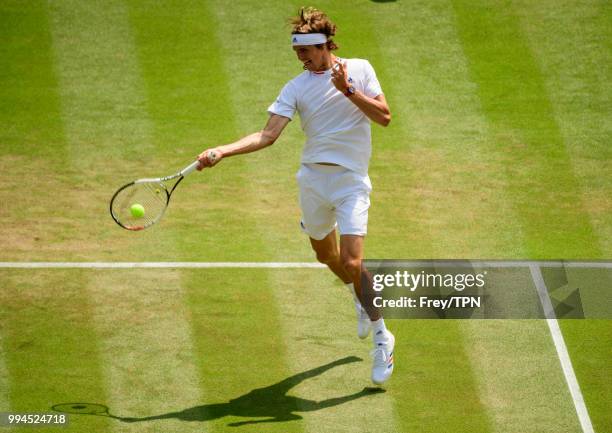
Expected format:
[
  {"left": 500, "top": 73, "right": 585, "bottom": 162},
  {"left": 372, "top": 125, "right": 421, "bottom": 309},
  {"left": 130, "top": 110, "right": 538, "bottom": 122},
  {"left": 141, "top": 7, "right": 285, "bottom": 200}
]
[
  {"left": 371, "top": 330, "right": 395, "bottom": 385},
  {"left": 356, "top": 304, "right": 372, "bottom": 339}
]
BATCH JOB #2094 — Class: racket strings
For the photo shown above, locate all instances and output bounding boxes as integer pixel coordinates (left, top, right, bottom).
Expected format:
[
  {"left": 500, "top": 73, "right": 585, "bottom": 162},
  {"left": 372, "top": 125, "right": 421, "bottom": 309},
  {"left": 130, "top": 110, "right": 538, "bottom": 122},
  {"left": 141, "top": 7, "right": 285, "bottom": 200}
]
[{"left": 111, "top": 181, "right": 168, "bottom": 230}]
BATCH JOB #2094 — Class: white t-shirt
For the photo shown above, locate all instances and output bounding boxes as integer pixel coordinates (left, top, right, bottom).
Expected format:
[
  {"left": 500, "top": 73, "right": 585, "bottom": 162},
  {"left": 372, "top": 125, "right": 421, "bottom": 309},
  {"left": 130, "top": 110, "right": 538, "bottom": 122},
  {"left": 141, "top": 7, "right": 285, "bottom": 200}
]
[{"left": 267, "top": 58, "right": 383, "bottom": 175}]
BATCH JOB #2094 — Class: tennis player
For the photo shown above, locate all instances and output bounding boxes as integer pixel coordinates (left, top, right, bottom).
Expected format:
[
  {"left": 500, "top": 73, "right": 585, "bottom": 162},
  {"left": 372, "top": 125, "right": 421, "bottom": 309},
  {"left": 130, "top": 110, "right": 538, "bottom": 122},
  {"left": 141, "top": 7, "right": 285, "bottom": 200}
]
[{"left": 197, "top": 7, "right": 394, "bottom": 385}]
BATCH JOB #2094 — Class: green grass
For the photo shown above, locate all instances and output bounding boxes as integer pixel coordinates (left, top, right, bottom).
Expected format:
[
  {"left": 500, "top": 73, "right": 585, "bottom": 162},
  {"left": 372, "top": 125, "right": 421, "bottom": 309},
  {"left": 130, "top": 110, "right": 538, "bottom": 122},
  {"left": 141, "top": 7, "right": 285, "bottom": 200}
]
[
  {"left": 0, "top": 270, "right": 111, "bottom": 432},
  {"left": 559, "top": 319, "right": 612, "bottom": 432},
  {"left": 0, "top": 0, "right": 610, "bottom": 432}
]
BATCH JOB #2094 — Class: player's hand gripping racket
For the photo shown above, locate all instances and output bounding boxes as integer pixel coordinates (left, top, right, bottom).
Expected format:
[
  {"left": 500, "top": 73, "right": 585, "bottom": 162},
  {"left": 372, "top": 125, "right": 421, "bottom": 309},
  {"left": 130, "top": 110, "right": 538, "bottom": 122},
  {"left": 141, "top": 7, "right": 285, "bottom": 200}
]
[{"left": 110, "top": 152, "right": 217, "bottom": 231}]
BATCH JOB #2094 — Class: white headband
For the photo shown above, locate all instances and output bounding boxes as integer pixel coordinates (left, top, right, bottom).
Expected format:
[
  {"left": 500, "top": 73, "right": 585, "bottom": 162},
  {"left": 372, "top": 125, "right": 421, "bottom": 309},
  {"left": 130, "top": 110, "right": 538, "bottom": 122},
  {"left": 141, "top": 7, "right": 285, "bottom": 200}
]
[{"left": 291, "top": 33, "right": 327, "bottom": 46}]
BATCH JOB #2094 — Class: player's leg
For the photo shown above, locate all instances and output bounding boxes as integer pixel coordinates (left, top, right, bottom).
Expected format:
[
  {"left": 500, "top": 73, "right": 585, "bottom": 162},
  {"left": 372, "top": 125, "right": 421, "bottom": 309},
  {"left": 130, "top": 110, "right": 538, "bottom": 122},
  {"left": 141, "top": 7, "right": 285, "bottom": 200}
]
[
  {"left": 309, "top": 229, "right": 351, "bottom": 283},
  {"left": 334, "top": 168, "right": 395, "bottom": 385},
  {"left": 332, "top": 170, "right": 377, "bottom": 328},
  {"left": 340, "top": 234, "right": 394, "bottom": 385},
  {"left": 310, "top": 230, "right": 370, "bottom": 338},
  {"left": 297, "top": 164, "right": 370, "bottom": 336},
  {"left": 298, "top": 164, "right": 358, "bottom": 291},
  {"left": 339, "top": 235, "right": 379, "bottom": 320}
]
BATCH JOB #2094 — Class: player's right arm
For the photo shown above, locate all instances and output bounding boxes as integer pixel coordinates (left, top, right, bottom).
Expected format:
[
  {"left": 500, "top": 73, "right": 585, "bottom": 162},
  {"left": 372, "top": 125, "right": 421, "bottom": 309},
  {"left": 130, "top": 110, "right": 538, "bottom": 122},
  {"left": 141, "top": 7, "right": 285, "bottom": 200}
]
[{"left": 196, "top": 114, "right": 290, "bottom": 169}]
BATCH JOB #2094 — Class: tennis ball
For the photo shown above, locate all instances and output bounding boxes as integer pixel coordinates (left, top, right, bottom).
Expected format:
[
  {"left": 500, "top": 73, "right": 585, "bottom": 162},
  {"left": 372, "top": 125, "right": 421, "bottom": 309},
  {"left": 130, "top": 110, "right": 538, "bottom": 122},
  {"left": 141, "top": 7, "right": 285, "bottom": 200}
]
[{"left": 130, "top": 203, "right": 145, "bottom": 218}]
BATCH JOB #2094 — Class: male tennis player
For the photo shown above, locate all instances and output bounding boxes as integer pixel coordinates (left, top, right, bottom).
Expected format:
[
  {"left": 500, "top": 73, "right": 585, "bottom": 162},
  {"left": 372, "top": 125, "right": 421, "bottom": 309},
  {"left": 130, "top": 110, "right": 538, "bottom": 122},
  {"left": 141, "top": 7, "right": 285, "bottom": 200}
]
[{"left": 197, "top": 7, "right": 394, "bottom": 385}]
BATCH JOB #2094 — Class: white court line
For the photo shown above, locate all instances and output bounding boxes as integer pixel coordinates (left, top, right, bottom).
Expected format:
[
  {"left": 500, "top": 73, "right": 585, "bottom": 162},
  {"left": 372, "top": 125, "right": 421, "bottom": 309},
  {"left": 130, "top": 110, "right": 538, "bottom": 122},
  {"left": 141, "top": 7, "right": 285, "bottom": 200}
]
[
  {"left": 0, "top": 260, "right": 610, "bottom": 269},
  {"left": 0, "top": 262, "right": 326, "bottom": 269},
  {"left": 530, "top": 264, "right": 595, "bottom": 433},
  {"left": 368, "top": 260, "right": 612, "bottom": 269}
]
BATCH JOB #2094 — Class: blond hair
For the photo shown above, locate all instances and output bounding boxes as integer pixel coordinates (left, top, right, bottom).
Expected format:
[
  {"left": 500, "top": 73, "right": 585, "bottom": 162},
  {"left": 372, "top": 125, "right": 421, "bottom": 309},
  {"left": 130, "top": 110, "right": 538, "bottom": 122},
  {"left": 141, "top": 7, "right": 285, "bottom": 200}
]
[{"left": 289, "top": 7, "right": 339, "bottom": 50}]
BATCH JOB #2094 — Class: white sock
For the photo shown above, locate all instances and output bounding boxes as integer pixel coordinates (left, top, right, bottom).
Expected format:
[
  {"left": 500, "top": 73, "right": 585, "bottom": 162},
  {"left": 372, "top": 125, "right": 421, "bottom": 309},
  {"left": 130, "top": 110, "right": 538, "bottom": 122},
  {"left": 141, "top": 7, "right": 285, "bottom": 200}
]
[
  {"left": 372, "top": 318, "right": 388, "bottom": 340},
  {"left": 345, "top": 282, "right": 362, "bottom": 309}
]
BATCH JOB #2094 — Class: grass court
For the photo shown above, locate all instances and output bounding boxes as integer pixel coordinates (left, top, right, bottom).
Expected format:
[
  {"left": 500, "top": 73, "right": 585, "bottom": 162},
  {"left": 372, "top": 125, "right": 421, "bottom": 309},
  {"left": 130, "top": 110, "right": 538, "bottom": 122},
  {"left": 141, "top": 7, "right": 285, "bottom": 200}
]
[{"left": 1, "top": 1, "right": 610, "bottom": 432}]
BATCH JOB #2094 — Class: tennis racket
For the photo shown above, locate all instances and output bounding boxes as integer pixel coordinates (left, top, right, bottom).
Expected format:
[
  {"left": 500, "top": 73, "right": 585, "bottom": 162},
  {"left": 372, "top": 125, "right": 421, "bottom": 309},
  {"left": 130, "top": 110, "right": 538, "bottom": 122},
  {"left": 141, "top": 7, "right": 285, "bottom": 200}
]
[
  {"left": 51, "top": 402, "right": 140, "bottom": 422},
  {"left": 110, "top": 152, "right": 216, "bottom": 231}
]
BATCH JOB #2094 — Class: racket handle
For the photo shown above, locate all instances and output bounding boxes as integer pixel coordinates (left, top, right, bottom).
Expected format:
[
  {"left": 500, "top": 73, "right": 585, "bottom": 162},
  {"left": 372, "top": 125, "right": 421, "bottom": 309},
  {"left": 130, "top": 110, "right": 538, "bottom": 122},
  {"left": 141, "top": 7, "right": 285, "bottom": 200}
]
[
  {"left": 181, "top": 160, "right": 201, "bottom": 176},
  {"left": 182, "top": 151, "right": 218, "bottom": 176}
]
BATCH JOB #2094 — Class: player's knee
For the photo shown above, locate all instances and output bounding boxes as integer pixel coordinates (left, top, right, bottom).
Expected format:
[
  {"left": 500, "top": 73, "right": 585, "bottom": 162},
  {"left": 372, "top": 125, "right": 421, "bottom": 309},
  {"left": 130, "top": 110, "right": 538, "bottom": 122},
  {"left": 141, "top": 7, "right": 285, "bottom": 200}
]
[
  {"left": 314, "top": 249, "right": 340, "bottom": 265},
  {"left": 341, "top": 255, "right": 361, "bottom": 278}
]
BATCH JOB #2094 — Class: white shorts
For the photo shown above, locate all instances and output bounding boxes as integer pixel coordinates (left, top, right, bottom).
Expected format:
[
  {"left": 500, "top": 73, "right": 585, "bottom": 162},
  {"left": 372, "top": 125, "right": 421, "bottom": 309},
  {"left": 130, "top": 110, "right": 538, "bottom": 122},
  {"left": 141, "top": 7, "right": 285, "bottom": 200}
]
[{"left": 296, "top": 163, "right": 372, "bottom": 241}]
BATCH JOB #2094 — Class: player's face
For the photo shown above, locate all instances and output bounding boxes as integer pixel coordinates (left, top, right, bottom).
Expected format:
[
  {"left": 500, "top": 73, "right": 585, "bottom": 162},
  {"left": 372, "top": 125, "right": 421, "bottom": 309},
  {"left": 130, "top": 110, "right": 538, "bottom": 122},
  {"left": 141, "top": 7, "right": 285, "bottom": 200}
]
[{"left": 293, "top": 45, "right": 330, "bottom": 72}]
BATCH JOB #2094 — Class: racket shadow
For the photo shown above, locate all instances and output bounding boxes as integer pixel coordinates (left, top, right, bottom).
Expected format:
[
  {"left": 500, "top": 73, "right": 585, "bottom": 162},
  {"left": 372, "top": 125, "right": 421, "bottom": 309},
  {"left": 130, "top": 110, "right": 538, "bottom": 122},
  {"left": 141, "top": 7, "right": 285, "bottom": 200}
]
[{"left": 52, "top": 356, "right": 385, "bottom": 427}]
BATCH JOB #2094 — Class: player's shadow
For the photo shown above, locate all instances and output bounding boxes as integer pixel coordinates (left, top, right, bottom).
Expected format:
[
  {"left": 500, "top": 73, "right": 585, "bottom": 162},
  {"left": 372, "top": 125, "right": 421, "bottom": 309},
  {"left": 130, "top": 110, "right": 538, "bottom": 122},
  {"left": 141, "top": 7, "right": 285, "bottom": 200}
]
[{"left": 55, "top": 356, "right": 384, "bottom": 427}]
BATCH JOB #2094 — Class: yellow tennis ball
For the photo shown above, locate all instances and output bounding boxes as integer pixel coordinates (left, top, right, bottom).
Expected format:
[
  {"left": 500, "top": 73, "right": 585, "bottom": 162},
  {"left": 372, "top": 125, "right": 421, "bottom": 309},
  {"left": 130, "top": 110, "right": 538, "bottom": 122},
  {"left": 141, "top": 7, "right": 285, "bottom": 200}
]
[{"left": 130, "top": 203, "right": 145, "bottom": 218}]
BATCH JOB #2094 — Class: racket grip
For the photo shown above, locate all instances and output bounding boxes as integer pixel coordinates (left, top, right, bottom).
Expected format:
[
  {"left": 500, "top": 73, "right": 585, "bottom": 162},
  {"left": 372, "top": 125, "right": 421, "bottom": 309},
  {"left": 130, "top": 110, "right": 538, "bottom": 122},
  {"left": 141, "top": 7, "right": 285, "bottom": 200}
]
[
  {"left": 183, "top": 151, "right": 218, "bottom": 175},
  {"left": 181, "top": 160, "right": 201, "bottom": 176}
]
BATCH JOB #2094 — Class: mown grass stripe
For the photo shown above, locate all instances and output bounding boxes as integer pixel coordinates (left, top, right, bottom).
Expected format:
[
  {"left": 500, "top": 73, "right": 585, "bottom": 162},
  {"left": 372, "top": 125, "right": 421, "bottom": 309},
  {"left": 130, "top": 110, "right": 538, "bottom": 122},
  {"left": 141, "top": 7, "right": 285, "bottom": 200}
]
[
  {"left": 37, "top": 0, "right": 184, "bottom": 264},
  {"left": 364, "top": 0, "right": 524, "bottom": 259},
  {"left": 0, "top": 1, "right": 67, "bottom": 160},
  {"left": 47, "top": 2, "right": 205, "bottom": 432},
  {"left": 47, "top": 0, "right": 155, "bottom": 171},
  {"left": 0, "top": 333, "right": 10, "bottom": 412},
  {"left": 0, "top": 270, "right": 111, "bottom": 432},
  {"left": 0, "top": 2, "right": 109, "bottom": 430},
  {"left": 84, "top": 270, "right": 205, "bottom": 433},
  {"left": 127, "top": 2, "right": 299, "bottom": 431},
  {"left": 450, "top": 1, "right": 599, "bottom": 431},
  {"left": 126, "top": 0, "right": 282, "bottom": 262},
  {"left": 451, "top": 0, "right": 602, "bottom": 259},
  {"left": 183, "top": 269, "right": 307, "bottom": 432},
  {"left": 268, "top": 268, "right": 397, "bottom": 433},
  {"left": 0, "top": 0, "right": 75, "bottom": 263},
  {"left": 513, "top": 0, "right": 612, "bottom": 260},
  {"left": 462, "top": 319, "right": 583, "bottom": 433},
  {"left": 518, "top": 11, "right": 612, "bottom": 425}
]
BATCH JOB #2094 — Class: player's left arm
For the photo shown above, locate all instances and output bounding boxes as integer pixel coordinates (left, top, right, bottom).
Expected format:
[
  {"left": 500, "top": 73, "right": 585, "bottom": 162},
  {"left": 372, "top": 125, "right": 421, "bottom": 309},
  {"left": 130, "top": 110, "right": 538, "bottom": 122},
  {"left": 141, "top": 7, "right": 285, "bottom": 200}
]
[
  {"left": 331, "top": 61, "right": 391, "bottom": 127},
  {"left": 348, "top": 93, "right": 391, "bottom": 127}
]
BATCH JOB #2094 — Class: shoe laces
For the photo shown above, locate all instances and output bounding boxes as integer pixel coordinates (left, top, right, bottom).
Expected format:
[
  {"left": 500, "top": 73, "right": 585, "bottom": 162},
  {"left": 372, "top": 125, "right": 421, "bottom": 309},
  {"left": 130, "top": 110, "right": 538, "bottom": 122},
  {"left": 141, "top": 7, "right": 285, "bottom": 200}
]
[{"left": 370, "top": 343, "right": 389, "bottom": 365}]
